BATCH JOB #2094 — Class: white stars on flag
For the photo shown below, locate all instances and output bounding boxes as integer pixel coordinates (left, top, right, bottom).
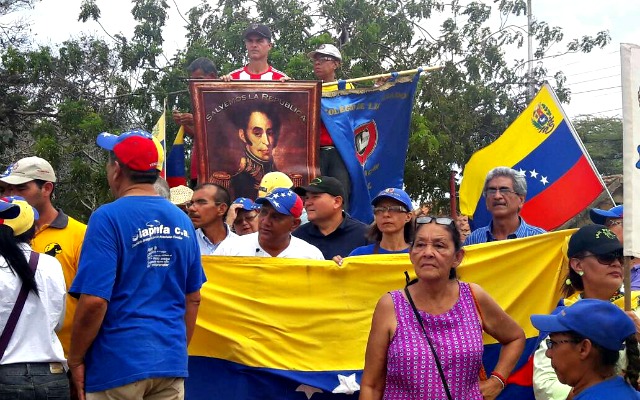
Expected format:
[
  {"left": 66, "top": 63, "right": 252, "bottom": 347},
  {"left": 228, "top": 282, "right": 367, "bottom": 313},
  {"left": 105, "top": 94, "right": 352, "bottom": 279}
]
[
  {"left": 523, "top": 168, "right": 550, "bottom": 186},
  {"left": 529, "top": 169, "right": 538, "bottom": 179},
  {"left": 332, "top": 373, "right": 360, "bottom": 394}
]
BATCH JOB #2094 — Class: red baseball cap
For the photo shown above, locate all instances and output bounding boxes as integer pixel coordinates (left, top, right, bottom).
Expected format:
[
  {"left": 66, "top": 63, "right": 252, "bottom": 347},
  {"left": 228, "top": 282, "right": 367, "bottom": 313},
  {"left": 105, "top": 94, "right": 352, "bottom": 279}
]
[{"left": 96, "top": 129, "right": 164, "bottom": 172}]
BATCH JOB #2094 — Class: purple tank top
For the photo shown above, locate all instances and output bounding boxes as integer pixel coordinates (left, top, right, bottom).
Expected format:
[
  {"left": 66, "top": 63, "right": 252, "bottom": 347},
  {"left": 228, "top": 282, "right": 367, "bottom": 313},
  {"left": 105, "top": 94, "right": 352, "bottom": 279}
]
[{"left": 383, "top": 282, "right": 484, "bottom": 400}]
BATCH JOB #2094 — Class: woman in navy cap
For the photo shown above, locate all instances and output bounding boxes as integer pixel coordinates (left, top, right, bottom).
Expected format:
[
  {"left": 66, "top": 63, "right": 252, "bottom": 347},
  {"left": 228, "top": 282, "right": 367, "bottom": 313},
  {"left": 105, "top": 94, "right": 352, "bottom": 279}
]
[
  {"left": 531, "top": 299, "right": 640, "bottom": 399},
  {"left": 533, "top": 224, "right": 640, "bottom": 399},
  {"left": 348, "top": 188, "right": 414, "bottom": 256}
]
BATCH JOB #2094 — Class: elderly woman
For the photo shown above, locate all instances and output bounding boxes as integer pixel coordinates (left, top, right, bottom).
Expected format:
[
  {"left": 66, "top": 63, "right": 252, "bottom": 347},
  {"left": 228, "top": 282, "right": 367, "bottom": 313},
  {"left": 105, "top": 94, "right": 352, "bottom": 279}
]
[
  {"left": 359, "top": 216, "right": 525, "bottom": 400},
  {"left": 533, "top": 224, "right": 640, "bottom": 400},
  {"left": 0, "top": 197, "right": 68, "bottom": 399},
  {"left": 349, "top": 188, "right": 413, "bottom": 256},
  {"left": 531, "top": 299, "right": 640, "bottom": 399}
]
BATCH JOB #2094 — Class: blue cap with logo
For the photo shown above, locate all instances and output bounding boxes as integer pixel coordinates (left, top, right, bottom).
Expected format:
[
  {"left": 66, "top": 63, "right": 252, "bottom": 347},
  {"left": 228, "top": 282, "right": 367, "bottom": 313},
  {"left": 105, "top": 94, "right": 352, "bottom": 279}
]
[
  {"left": 530, "top": 298, "right": 635, "bottom": 351},
  {"left": 371, "top": 187, "right": 413, "bottom": 211}
]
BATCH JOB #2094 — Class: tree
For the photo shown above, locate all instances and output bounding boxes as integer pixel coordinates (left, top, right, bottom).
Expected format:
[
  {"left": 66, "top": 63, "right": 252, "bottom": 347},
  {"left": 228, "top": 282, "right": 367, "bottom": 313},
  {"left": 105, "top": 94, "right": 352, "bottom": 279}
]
[
  {"left": 574, "top": 115, "right": 622, "bottom": 177},
  {"left": 1, "top": 0, "right": 612, "bottom": 218}
]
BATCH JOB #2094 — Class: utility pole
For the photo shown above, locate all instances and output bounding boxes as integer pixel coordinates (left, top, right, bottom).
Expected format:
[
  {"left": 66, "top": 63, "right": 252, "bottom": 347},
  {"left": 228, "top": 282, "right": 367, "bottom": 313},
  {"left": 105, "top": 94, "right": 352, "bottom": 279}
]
[{"left": 527, "top": 0, "right": 535, "bottom": 101}]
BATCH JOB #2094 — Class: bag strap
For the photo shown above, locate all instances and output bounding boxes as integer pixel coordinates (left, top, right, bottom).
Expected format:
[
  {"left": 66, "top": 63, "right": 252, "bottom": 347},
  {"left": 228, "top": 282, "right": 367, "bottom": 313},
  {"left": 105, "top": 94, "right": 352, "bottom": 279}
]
[
  {"left": 468, "top": 284, "right": 488, "bottom": 381},
  {"left": 403, "top": 272, "right": 453, "bottom": 400},
  {"left": 0, "top": 251, "right": 39, "bottom": 358}
]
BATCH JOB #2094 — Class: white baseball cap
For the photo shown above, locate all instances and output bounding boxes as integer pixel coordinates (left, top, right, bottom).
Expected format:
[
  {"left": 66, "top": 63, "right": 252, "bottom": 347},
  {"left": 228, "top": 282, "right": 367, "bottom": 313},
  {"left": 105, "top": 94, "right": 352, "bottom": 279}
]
[
  {"left": 307, "top": 44, "right": 342, "bottom": 61},
  {"left": 0, "top": 156, "right": 57, "bottom": 184}
]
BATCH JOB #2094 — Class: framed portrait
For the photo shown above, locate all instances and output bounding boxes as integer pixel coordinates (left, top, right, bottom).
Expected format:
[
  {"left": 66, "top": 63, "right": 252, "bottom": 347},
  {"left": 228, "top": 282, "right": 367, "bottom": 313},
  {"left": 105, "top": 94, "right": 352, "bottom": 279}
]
[{"left": 190, "top": 80, "right": 321, "bottom": 200}]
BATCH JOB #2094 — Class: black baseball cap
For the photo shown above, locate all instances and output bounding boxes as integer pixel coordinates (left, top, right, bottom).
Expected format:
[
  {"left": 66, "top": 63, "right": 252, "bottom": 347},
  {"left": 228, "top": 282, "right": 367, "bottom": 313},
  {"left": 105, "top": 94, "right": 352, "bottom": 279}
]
[
  {"left": 243, "top": 24, "right": 272, "bottom": 41},
  {"left": 567, "top": 224, "right": 622, "bottom": 258},
  {"left": 294, "top": 176, "right": 344, "bottom": 198}
]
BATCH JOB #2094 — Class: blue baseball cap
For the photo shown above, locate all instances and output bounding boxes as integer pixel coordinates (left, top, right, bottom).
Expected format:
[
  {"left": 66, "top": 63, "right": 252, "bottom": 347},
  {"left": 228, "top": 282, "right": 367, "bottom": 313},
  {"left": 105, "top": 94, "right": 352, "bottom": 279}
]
[
  {"left": 233, "top": 197, "right": 259, "bottom": 211},
  {"left": 255, "top": 188, "right": 303, "bottom": 218},
  {"left": 0, "top": 196, "right": 39, "bottom": 236},
  {"left": 0, "top": 198, "right": 20, "bottom": 219},
  {"left": 371, "top": 188, "right": 413, "bottom": 211},
  {"left": 590, "top": 205, "right": 623, "bottom": 225},
  {"left": 530, "top": 299, "right": 635, "bottom": 351}
]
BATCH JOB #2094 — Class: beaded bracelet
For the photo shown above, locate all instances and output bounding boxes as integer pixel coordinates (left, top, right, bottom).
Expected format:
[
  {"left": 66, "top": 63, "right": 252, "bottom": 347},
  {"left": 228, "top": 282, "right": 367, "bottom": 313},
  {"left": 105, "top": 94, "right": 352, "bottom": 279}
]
[{"left": 490, "top": 371, "right": 507, "bottom": 389}]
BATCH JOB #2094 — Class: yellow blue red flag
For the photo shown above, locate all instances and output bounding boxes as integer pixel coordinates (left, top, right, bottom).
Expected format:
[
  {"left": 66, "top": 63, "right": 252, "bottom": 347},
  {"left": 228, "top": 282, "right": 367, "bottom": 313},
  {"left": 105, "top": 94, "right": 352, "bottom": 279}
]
[
  {"left": 166, "top": 126, "right": 186, "bottom": 187},
  {"left": 152, "top": 111, "right": 166, "bottom": 175},
  {"left": 186, "top": 230, "right": 572, "bottom": 399},
  {"left": 459, "top": 84, "right": 604, "bottom": 231}
]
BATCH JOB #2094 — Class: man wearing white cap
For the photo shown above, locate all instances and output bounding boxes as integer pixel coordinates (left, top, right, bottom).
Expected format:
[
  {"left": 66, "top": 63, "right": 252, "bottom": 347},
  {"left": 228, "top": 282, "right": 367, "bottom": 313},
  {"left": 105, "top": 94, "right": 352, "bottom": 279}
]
[
  {"left": 308, "top": 43, "right": 353, "bottom": 210},
  {"left": 0, "top": 156, "right": 86, "bottom": 356}
]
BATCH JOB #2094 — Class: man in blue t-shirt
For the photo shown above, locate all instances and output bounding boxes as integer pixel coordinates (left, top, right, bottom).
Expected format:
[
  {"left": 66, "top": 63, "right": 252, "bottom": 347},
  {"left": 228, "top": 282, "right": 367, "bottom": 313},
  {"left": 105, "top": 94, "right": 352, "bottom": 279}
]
[{"left": 68, "top": 129, "right": 206, "bottom": 399}]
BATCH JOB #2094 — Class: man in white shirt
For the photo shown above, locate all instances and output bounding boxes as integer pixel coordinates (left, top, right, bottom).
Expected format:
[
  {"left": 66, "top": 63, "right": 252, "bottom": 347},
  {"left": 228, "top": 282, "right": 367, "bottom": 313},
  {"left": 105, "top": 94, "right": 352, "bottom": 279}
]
[
  {"left": 187, "top": 183, "right": 236, "bottom": 255},
  {"left": 215, "top": 188, "right": 323, "bottom": 259}
]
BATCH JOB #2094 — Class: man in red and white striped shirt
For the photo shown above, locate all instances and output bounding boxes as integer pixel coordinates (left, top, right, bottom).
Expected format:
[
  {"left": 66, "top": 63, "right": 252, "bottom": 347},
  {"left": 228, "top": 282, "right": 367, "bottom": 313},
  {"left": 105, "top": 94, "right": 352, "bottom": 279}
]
[{"left": 223, "top": 24, "right": 289, "bottom": 81}]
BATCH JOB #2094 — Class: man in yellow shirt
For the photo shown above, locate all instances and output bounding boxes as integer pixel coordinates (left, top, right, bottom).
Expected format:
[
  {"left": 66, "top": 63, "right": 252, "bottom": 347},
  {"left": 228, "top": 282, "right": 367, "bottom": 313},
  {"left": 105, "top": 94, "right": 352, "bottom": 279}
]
[
  {"left": 0, "top": 156, "right": 86, "bottom": 355},
  {"left": 308, "top": 43, "right": 354, "bottom": 210}
]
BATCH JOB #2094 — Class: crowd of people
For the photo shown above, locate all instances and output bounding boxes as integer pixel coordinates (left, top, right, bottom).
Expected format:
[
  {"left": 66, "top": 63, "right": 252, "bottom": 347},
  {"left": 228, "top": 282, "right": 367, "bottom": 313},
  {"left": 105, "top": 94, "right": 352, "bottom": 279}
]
[{"left": 1, "top": 21, "right": 638, "bottom": 400}]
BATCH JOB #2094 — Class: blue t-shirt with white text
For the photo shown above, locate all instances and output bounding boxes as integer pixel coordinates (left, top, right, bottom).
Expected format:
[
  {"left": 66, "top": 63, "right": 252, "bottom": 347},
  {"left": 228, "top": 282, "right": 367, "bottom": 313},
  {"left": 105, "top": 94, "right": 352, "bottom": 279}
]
[
  {"left": 574, "top": 376, "right": 640, "bottom": 400},
  {"left": 70, "top": 196, "right": 205, "bottom": 392}
]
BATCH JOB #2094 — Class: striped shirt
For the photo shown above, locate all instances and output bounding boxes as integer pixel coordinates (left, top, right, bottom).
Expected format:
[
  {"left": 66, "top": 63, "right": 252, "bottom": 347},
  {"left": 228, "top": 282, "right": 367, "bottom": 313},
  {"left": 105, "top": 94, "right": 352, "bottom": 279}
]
[
  {"left": 228, "top": 65, "right": 288, "bottom": 81},
  {"left": 463, "top": 217, "right": 546, "bottom": 245}
]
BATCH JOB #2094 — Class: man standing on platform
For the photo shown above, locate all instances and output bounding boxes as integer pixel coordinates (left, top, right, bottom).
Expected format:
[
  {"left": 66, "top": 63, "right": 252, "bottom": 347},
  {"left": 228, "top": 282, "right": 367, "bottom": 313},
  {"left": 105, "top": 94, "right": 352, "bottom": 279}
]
[{"left": 223, "top": 24, "right": 288, "bottom": 81}]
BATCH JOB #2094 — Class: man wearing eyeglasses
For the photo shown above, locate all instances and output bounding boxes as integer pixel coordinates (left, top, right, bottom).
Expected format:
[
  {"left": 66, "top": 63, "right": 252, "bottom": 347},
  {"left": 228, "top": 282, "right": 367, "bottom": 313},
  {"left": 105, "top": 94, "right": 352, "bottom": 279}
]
[
  {"left": 464, "top": 166, "right": 546, "bottom": 245},
  {"left": 187, "top": 183, "right": 237, "bottom": 255},
  {"left": 308, "top": 44, "right": 354, "bottom": 211}
]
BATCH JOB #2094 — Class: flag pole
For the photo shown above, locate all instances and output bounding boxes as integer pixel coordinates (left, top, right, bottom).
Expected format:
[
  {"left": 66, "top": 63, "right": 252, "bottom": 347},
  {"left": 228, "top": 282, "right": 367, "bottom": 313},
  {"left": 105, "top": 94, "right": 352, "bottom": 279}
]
[
  {"left": 449, "top": 170, "right": 458, "bottom": 220},
  {"left": 162, "top": 98, "right": 167, "bottom": 178},
  {"left": 545, "top": 83, "right": 616, "bottom": 206},
  {"left": 322, "top": 66, "right": 442, "bottom": 87}
]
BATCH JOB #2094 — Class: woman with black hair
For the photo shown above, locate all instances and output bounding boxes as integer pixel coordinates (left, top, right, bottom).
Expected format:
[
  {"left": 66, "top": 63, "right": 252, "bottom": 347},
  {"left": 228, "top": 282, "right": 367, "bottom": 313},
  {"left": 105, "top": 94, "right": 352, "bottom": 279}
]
[
  {"left": 531, "top": 299, "right": 640, "bottom": 399},
  {"left": 346, "top": 188, "right": 414, "bottom": 257},
  {"left": 360, "top": 216, "right": 525, "bottom": 400},
  {"left": 0, "top": 197, "right": 68, "bottom": 399},
  {"left": 533, "top": 224, "right": 640, "bottom": 400}
]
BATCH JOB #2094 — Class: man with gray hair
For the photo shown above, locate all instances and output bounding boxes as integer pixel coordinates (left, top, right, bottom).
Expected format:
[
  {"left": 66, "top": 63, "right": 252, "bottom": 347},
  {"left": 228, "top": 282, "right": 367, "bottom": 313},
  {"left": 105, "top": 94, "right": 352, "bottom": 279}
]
[{"left": 464, "top": 166, "right": 546, "bottom": 245}]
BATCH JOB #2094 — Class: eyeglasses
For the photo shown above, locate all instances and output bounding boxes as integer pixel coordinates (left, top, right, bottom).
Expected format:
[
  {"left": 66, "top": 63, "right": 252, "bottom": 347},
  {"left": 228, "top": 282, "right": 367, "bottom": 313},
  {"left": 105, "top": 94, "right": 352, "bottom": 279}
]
[
  {"left": 234, "top": 213, "right": 258, "bottom": 224},
  {"left": 546, "top": 338, "right": 580, "bottom": 349},
  {"left": 373, "top": 206, "right": 408, "bottom": 214},
  {"left": 484, "top": 188, "right": 518, "bottom": 196},
  {"left": 606, "top": 219, "right": 623, "bottom": 228},
  {"left": 185, "top": 199, "right": 222, "bottom": 208},
  {"left": 314, "top": 56, "right": 337, "bottom": 63},
  {"left": 415, "top": 216, "right": 454, "bottom": 226},
  {"left": 579, "top": 252, "right": 624, "bottom": 265}
]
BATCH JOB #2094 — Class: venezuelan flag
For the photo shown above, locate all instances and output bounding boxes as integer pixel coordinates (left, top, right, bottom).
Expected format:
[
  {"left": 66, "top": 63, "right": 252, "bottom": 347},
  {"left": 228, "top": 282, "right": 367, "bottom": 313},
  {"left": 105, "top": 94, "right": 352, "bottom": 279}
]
[
  {"left": 152, "top": 111, "right": 167, "bottom": 176},
  {"left": 186, "top": 230, "right": 571, "bottom": 399},
  {"left": 166, "top": 126, "right": 187, "bottom": 187},
  {"left": 459, "top": 84, "right": 604, "bottom": 231}
]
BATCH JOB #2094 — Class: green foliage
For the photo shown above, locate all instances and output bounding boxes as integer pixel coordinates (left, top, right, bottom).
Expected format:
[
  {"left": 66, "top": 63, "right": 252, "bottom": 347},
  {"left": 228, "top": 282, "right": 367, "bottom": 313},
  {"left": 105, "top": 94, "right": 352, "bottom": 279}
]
[
  {"left": 574, "top": 115, "right": 622, "bottom": 177},
  {"left": 0, "top": 0, "right": 612, "bottom": 218}
]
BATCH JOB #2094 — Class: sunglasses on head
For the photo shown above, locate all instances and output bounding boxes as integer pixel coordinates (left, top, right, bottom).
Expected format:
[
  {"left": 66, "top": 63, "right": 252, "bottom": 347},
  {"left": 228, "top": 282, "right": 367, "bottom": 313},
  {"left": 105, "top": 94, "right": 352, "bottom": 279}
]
[{"left": 415, "top": 216, "right": 454, "bottom": 226}]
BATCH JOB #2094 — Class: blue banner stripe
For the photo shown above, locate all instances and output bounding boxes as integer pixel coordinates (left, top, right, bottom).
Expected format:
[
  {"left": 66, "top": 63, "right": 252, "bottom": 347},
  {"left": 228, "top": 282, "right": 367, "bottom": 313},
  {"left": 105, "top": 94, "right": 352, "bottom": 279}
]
[{"left": 186, "top": 356, "right": 361, "bottom": 400}]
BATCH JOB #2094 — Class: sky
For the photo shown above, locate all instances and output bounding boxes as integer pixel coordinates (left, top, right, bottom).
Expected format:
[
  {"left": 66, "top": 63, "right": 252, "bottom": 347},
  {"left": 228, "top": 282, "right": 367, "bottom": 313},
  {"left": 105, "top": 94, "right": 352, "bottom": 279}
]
[{"left": 7, "top": 0, "right": 640, "bottom": 119}]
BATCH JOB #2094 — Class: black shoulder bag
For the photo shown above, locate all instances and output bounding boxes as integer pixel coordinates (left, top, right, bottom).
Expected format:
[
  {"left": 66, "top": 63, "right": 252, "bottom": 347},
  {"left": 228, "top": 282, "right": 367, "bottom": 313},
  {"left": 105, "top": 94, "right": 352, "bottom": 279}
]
[{"left": 403, "top": 271, "right": 453, "bottom": 400}]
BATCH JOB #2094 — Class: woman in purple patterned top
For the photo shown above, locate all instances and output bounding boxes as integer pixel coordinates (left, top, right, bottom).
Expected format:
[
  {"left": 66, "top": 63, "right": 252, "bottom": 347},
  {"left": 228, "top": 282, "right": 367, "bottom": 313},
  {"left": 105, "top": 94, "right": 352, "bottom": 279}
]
[{"left": 359, "top": 216, "right": 525, "bottom": 400}]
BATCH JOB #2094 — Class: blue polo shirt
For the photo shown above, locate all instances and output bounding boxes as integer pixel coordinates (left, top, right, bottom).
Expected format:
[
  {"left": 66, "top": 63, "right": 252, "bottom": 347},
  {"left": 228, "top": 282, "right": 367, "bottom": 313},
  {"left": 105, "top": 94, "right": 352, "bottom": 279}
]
[
  {"left": 463, "top": 217, "right": 546, "bottom": 246},
  {"left": 292, "top": 213, "right": 369, "bottom": 259}
]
